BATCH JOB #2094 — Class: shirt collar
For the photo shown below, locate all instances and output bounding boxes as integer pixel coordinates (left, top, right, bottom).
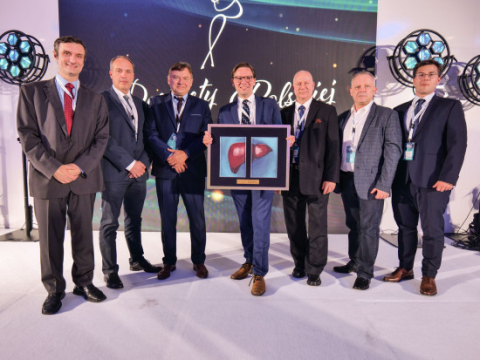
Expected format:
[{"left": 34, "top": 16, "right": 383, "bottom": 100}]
[
  {"left": 351, "top": 100, "right": 374, "bottom": 116},
  {"left": 113, "top": 85, "right": 131, "bottom": 101},
  {"left": 55, "top": 74, "right": 79, "bottom": 91},
  {"left": 171, "top": 91, "right": 188, "bottom": 102},
  {"left": 295, "top": 97, "right": 313, "bottom": 111},
  {"left": 238, "top": 93, "right": 255, "bottom": 105},
  {"left": 414, "top": 92, "right": 435, "bottom": 106}
]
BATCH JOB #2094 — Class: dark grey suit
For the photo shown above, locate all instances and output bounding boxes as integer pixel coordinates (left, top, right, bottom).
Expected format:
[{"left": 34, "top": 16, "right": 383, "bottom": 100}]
[
  {"left": 337, "top": 103, "right": 402, "bottom": 279},
  {"left": 17, "top": 77, "right": 109, "bottom": 293},
  {"left": 99, "top": 88, "right": 151, "bottom": 274}
]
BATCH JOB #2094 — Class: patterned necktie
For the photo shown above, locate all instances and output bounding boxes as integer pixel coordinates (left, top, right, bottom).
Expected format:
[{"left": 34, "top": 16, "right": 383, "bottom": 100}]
[
  {"left": 64, "top": 83, "right": 74, "bottom": 136},
  {"left": 123, "top": 95, "right": 135, "bottom": 127},
  {"left": 175, "top": 96, "right": 184, "bottom": 124},
  {"left": 241, "top": 99, "right": 250, "bottom": 125},
  {"left": 411, "top": 98, "right": 426, "bottom": 135}
]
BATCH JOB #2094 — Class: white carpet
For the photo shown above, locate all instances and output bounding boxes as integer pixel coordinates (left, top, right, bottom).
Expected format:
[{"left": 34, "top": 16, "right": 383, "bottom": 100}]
[{"left": 0, "top": 230, "right": 479, "bottom": 360}]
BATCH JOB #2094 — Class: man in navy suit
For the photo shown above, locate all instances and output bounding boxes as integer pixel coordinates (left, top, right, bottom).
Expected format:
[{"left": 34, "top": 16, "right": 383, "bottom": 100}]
[
  {"left": 204, "top": 63, "right": 282, "bottom": 296},
  {"left": 385, "top": 60, "right": 467, "bottom": 296},
  {"left": 145, "top": 62, "right": 212, "bottom": 280},
  {"left": 335, "top": 71, "right": 401, "bottom": 290},
  {"left": 100, "top": 56, "right": 160, "bottom": 290},
  {"left": 281, "top": 70, "right": 340, "bottom": 287}
]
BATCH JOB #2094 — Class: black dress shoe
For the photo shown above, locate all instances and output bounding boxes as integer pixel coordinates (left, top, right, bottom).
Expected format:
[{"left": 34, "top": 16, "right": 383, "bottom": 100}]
[
  {"left": 104, "top": 273, "right": 124, "bottom": 289},
  {"left": 333, "top": 262, "right": 357, "bottom": 274},
  {"left": 353, "top": 277, "right": 370, "bottom": 290},
  {"left": 130, "top": 257, "right": 162, "bottom": 273},
  {"left": 73, "top": 284, "right": 107, "bottom": 302},
  {"left": 307, "top": 274, "right": 321, "bottom": 286},
  {"left": 292, "top": 267, "right": 306, "bottom": 278},
  {"left": 42, "top": 292, "right": 65, "bottom": 315}
]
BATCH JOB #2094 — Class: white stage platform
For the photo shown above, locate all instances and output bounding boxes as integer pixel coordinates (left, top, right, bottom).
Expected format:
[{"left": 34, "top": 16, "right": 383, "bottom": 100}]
[{"left": 0, "top": 230, "right": 479, "bottom": 360}]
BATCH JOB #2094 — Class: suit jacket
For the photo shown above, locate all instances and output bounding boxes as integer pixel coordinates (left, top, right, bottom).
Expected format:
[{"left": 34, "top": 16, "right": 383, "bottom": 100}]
[
  {"left": 393, "top": 95, "right": 467, "bottom": 188},
  {"left": 337, "top": 103, "right": 402, "bottom": 200},
  {"left": 17, "top": 78, "right": 109, "bottom": 199},
  {"left": 145, "top": 93, "right": 212, "bottom": 180},
  {"left": 281, "top": 99, "right": 340, "bottom": 196},
  {"left": 101, "top": 88, "right": 151, "bottom": 182},
  {"left": 218, "top": 95, "right": 282, "bottom": 126}
]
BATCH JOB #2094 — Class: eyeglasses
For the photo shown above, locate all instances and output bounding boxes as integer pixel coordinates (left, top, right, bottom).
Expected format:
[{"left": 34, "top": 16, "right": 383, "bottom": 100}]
[
  {"left": 416, "top": 72, "right": 438, "bottom": 79},
  {"left": 233, "top": 76, "right": 254, "bottom": 83}
]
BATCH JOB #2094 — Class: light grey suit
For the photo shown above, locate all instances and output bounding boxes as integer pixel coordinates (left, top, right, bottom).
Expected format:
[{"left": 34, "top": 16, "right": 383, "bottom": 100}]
[
  {"left": 336, "top": 103, "right": 402, "bottom": 279},
  {"left": 17, "top": 77, "right": 109, "bottom": 293}
]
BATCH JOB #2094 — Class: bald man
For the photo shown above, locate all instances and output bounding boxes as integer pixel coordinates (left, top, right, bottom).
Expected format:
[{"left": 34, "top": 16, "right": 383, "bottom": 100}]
[{"left": 281, "top": 70, "right": 340, "bottom": 286}]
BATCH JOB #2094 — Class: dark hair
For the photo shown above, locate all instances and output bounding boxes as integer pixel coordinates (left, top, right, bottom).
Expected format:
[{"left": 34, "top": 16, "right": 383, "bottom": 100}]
[
  {"left": 53, "top": 36, "right": 87, "bottom": 58},
  {"left": 109, "top": 55, "right": 135, "bottom": 71},
  {"left": 168, "top": 62, "right": 193, "bottom": 77},
  {"left": 231, "top": 62, "right": 256, "bottom": 79},
  {"left": 412, "top": 60, "right": 443, "bottom": 77}
]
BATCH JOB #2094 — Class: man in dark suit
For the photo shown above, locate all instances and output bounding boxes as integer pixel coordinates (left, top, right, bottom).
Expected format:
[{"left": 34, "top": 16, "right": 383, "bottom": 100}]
[
  {"left": 99, "top": 56, "right": 160, "bottom": 290},
  {"left": 281, "top": 70, "right": 340, "bottom": 287},
  {"left": 144, "top": 62, "right": 212, "bottom": 280},
  {"left": 334, "top": 71, "right": 402, "bottom": 290},
  {"left": 204, "top": 63, "right": 282, "bottom": 296},
  {"left": 385, "top": 59, "right": 467, "bottom": 296},
  {"left": 17, "top": 36, "right": 109, "bottom": 314}
]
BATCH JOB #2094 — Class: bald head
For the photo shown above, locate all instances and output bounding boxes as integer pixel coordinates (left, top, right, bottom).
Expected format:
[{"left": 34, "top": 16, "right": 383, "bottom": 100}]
[{"left": 293, "top": 70, "right": 315, "bottom": 104}]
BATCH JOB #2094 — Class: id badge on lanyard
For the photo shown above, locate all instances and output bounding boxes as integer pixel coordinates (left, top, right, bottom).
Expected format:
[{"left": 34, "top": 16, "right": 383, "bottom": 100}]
[{"left": 404, "top": 142, "right": 415, "bottom": 161}]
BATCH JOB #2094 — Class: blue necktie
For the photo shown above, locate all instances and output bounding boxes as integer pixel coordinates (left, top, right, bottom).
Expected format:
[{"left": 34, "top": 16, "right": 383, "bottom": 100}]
[{"left": 241, "top": 100, "right": 250, "bottom": 125}]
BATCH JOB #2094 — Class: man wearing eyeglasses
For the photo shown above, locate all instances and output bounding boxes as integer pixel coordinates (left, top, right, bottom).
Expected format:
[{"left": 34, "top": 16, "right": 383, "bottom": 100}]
[
  {"left": 145, "top": 62, "right": 212, "bottom": 280},
  {"left": 385, "top": 59, "right": 467, "bottom": 296},
  {"left": 203, "top": 62, "right": 282, "bottom": 296}
]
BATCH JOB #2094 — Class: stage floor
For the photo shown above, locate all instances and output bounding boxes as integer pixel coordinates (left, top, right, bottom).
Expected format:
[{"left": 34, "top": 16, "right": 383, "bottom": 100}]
[{"left": 0, "top": 230, "right": 479, "bottom": 360}]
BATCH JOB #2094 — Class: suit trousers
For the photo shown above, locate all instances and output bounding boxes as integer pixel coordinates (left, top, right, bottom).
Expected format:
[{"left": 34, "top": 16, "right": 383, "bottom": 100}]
[
  {"left": 155, "top": 177, "right": 206, "bottom": 265},
  {"left": 340, "top": 171, "right": 384, "bottom": 279},
  {"left": 392, "top": 181, "right": 450, "bottom": 278},
  {"left": 99, "top": 179, "right": 146, "bottom": 274},
  {"left": 282, "top": 166, "right": 329, "bottom": 276},
  {"left": 34, "top": 192, "right": 96, "bottom": 294},
  {"left": 231, "top": 189, "right": 274, "bottom": 276}
]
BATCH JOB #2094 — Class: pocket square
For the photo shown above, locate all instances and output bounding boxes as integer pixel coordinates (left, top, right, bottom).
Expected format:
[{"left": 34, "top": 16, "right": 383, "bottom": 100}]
[{"left": 315, "top": 119, "right": 322, "bottom": 124}]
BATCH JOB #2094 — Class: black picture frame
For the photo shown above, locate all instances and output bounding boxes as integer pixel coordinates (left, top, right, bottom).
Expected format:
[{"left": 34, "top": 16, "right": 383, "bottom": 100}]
[{"left": 207, "top": 124, "right": 291, "bottom": 190}]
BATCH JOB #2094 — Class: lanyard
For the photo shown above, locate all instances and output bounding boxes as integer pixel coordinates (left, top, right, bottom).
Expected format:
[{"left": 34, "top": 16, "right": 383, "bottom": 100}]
[
  {"left": 58, "top": 81, "right": 77, "bottom": 111},
  {"left": 407, "top": 104, "right": 427, "bottom": 142}
]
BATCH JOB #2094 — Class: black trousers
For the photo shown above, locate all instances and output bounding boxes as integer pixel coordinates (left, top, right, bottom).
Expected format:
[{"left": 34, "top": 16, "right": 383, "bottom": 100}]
[
  {"left": 282, "top": 166, "right": 329, "bottom": 276},
  {"left": 99, "top": 179, "right": 147, "bottom": 274},
  {"left": 34, "top": 192, "right": 96, "bottom": 294},
  {"left": 392, "top": 181, "right": 450, "bottom": 278},
  {"left": 340, "top": 171, "right": 384, "bottom": 280}
]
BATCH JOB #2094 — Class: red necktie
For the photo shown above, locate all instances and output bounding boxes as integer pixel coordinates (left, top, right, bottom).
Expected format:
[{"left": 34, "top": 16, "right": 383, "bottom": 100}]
[{"left": 64, "top": 83, "right": 74, "bottom": 135}]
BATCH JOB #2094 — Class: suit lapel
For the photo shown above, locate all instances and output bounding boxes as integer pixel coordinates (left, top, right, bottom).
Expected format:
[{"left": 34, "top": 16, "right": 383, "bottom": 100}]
[
  {"left": 340, "top": 110, "right": 351, "bottom": 132},
  {"left": 413, "top": 95, "right": 437, "bottom": 139},
  {"left": 109, "top": 87, "right": 135, "bottom": 131},
  {"left": 357, "top": 103, "right": 376, "bottom": 148},
  {"left": 286, "top": 106, "right": 295, "bottom": 134},
  {"left": 254, "top": 96, "right": 264, "bottom": 124},
  {"left": 45, "top": 79, "right": 68, "bottom": 136},
  {"left": 165, "top": 93, "right": 176, "bottom": 128},
  {"left": 305, "top": 100, "right": 319, "bottom": 128},
  {"left": 230, "top": 101, "right": 239, "bottom": 124}
]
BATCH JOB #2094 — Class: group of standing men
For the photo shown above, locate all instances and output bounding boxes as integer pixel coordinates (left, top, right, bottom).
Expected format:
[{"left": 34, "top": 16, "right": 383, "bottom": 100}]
[{"left": 16, "top": 36, "right": 467, "bottom": 315}]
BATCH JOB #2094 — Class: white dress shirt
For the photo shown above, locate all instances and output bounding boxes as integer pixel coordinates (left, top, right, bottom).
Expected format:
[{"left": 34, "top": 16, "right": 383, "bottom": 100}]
[{"left": 237, "top": 93, "right": 256, "bottom": 124}]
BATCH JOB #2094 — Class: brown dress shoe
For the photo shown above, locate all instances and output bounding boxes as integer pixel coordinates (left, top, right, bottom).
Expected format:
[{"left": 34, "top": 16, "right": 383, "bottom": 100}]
[
  {"left": 383, "top": 267, "right": 414, "bottom": 282},
  {"left": 230, "top": 263, "right": 253, "bottom": 280},
  {"left": 193, "top": 264, "right": 209, "bottom": 279},
  {"left": 157, "top": 264, "right": 176, "bottom": 280},
  {"left": 251, "top": 275, "right": 266, "bottom": 296},
  {"left": 420, "top": 276, "right": 437, "bottom": 296}
]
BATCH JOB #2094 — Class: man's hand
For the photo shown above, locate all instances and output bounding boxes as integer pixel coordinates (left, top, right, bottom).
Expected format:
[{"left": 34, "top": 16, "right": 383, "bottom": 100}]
[
  {"left": 128, "top": 161, "right": 146, "bottom": 179},
  {"left": 167, "top": 149, "right": 188, "bottom": 167},
  {"left": 322, "top": 181, "right": 336, "bottom": 195},
  {"left": 433, "top": 181, "right": 453, "bottom": 192},
  {"left": 286, "top": 135, "right": 295, "bottom": 148},
  {"left": 371, "top": 188, "right": 390, "bottom": 199},
  {"left": 173, "top": 163, "right": 187, "bottom": 174},
  {"left": 203, "top": 131, "right": 213, "bottom": 146},
  {"left": 53, "top": 164, "right": 81, "bottom": 184}
]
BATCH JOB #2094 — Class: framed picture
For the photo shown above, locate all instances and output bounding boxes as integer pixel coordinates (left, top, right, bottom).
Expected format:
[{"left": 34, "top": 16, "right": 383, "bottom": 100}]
[{"left": 207, "top": 124, "right": 291, "bottom": 190}]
